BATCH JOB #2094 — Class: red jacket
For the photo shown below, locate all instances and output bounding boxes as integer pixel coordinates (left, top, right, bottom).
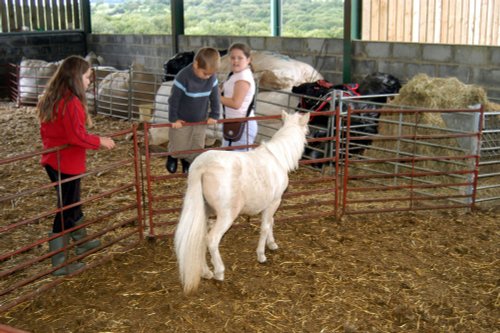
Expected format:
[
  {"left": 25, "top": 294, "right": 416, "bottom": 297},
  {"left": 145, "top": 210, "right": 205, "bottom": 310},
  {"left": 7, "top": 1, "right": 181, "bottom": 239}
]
[{"left": 40, "top": 96, "right": 100, "bottom": 175}]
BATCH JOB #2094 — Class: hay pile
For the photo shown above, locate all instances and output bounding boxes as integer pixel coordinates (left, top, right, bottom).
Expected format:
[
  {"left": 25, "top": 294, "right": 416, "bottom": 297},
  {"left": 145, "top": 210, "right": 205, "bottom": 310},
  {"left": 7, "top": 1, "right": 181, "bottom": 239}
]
[
  {"left": 377, "top": 73, "right": 500, "bottom": 137},
  {"left": 366, "top": 74, "right": 493, "bottom": 174},
  {"left": 384, "top": 74, "right": 500, "bottom": 137},
  {"left": 390, "top": 73, "right": 497, "bottom": 110}
]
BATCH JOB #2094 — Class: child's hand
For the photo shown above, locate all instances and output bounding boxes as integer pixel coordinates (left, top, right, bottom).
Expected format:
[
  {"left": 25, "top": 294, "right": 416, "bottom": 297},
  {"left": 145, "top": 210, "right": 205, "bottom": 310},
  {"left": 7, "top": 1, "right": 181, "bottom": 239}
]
[
  {"left": 172, "top": 120, "right": 185, "bottom": 129},
  {"left": 207, "top": 118, "right": 217, "bottom": 125},
  {"left": 100, "top": 137, "right": 116, "bottom": 149}
]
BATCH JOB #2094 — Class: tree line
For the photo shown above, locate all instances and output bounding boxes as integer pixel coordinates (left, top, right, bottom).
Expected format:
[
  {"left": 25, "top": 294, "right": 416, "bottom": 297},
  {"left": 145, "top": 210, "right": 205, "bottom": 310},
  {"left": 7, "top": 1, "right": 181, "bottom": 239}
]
[{"left": 91, "top": 0, "right": 344, "bottom": 37}]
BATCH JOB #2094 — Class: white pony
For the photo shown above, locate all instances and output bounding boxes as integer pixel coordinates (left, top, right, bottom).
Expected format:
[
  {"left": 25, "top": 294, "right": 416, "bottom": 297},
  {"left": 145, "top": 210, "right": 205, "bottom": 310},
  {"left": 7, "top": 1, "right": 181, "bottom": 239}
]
[{"left": 174, "top": 111, "right": 310, "bottom": 294}]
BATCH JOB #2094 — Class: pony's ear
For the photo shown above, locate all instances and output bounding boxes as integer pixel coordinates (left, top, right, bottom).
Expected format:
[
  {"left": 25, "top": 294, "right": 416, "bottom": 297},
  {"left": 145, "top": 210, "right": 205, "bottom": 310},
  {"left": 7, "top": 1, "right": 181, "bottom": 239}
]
[
  {"left": 281, "top": 110, "right": 288, "bottom": 120},
  {"left": 299, "top": 112, "right": 310, "bottom": 125}
]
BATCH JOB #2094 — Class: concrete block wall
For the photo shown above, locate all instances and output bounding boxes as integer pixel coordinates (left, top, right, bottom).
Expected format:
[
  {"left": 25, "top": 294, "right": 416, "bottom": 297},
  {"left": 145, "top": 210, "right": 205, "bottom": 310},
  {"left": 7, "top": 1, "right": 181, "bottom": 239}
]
[
  {"left": 176, "top": 35, "right": 345, "bottom": 84},
  {"left": 0, "top": 31, "right": 87, "bottom": 63},
  {"left": 86, "top": 34, "right": 174, "bottom": 71},
  {"left": 86, "top": 34, "right": 499, "bottom": 100},
  {"left": 0, "top": 31, "right": 87, "bottom": 97},
  {"left": 85, "top": 34, "right": 345, "bottom": 84},
  {"left": 352, "top": 41, "right": 500, "bottom": 99},
  {"left": 1, "top": 32, "right": 499, "bottom": 101}
]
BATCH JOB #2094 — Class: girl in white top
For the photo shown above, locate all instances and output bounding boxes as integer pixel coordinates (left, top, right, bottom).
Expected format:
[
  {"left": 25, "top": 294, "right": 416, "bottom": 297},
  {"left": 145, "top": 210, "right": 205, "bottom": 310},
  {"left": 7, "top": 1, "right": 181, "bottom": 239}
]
[{"left": 220, "top": 43, "right": 257, "bottom": 150}]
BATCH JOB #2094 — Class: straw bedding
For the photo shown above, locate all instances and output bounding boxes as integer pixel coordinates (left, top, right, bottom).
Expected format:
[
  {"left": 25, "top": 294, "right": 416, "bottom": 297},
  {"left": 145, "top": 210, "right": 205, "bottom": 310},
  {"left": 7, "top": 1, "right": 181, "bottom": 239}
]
[{"left": 0, "top": 101, "right": 498, "bottom": 332}]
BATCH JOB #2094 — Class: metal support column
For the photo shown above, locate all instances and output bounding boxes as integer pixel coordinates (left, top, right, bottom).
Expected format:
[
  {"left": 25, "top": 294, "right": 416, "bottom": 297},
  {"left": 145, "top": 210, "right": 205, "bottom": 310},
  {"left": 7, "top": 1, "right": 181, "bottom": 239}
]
[
  {"left": 343, "top": 0, "right": 361, "bottom": 83},
  {"left": 171, "top": 0, "right": 185, "bottom": 55},
  {"left": 270, "top": 0, "right": 282, "bottom": 36},
  {"left": 81, "top": 0, "right": 92, "bottom": 34}
]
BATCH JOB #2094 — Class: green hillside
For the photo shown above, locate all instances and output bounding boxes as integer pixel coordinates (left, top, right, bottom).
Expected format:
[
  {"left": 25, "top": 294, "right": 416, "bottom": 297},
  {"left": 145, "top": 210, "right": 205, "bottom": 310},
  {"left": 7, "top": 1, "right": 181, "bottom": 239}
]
[{"left": 91, "top": 0, "right": 344, "bottom": 37}]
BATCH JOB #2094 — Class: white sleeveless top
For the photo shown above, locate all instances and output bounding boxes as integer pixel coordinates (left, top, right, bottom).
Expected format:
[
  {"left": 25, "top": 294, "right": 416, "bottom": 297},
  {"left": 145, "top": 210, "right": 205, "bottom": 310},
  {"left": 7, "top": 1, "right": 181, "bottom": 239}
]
[{"left": 222, "top": 67, "right": 256, "bottom": 119}]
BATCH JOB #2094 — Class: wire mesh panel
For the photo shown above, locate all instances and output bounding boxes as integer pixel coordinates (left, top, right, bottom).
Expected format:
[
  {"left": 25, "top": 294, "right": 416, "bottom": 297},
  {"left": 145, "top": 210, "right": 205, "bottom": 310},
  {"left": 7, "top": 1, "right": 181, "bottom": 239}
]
[
  {"left": 476, "top": 111, "right": 500, "bottom": 205},
  {"left": 92, "top": 65, "right": 162, "bottom": 121},
  {"left": 15, "top": 59, "right": 60, "bottom": 106}
]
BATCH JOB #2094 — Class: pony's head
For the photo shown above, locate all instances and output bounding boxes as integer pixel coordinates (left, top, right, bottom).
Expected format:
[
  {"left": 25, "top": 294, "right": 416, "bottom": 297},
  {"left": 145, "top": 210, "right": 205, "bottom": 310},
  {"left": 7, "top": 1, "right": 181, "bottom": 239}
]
[
  {"left": 281, "top": 110, "right": 310, "bottom": 134},
  {"left": 262, "top": 111, "right": 310, "bottom": 171}
]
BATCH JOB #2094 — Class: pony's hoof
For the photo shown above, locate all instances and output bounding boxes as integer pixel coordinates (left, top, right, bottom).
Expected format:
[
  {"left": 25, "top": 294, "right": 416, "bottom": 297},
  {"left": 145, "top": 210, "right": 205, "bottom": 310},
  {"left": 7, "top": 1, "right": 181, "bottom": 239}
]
[
  {"left": 268, "top": 243, "right": 279, "bottom": 251},
  {"left": 201, "top": 271, "right": 214, "bottom": 280},
  {"left": 214, "top": 272, "right": 224, "bottom": 281},
  {"left": 257, "top": 254, "right": 267, "bottom": 263}
]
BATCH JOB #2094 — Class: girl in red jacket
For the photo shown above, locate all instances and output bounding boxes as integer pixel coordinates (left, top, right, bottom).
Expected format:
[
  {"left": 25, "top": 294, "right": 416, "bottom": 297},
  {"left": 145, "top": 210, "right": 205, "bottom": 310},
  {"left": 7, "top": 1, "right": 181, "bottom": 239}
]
[{"left": 38, "top": 55, "right": 115, "bottom": 275}]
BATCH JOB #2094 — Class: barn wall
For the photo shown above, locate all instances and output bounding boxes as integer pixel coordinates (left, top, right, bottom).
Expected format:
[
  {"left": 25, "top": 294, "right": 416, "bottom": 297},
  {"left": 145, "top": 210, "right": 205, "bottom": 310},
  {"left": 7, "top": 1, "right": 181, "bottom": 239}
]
[
  {"left": 86, "top": 34, "right": 345, "bottom": 84},
  {"left": 361, "top": 0, "right": 500, "bottom": 46},
  {"left": 0, "top": 31, "right": 87, "bottom": 97},
  {"left": 352, "top": 41, "right": 500, "bottom": 99},
  {"left": 86, "top": 34, "right": 500, "bottom": 99},
  {"left": 86, "top": 34, "right": 175, "bottom": 71},
  {"left": 1, "top": 32, "right": 499, "bottom": 100}
]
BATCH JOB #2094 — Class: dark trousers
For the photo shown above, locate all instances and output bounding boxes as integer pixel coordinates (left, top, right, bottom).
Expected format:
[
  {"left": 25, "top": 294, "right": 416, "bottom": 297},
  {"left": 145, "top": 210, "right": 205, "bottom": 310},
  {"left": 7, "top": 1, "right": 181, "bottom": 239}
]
[{"left": 45, "top": 165, "right": 83, "bottom": 233}]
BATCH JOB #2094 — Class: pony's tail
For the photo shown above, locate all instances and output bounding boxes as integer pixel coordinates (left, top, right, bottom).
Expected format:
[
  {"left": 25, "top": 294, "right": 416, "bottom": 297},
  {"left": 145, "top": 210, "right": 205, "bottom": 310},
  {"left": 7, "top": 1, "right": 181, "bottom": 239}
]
[{"left": 174, "top": 167, "right": 207, "bottom": 295}]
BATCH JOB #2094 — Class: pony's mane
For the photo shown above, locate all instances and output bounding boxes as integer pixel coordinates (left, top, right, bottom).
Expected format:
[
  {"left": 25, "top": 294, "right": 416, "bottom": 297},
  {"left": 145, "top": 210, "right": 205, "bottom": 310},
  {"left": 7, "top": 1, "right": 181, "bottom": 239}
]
[{"left": 261, "top": 115, "right": 307, "bottom": 171}]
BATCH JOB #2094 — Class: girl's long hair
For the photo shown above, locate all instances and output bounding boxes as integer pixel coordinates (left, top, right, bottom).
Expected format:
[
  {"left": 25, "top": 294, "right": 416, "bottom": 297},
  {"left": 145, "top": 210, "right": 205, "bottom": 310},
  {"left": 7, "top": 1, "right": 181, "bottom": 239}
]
[{"left": 37, "top": 55, "right": 92, "bottom": 125}]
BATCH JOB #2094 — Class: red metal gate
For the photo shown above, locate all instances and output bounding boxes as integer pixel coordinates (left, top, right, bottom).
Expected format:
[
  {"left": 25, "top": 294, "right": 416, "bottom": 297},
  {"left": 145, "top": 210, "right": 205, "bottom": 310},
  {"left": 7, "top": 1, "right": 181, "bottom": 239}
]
[
  {"left": 0, "top": 126, "right": 143, "bottom": 313},
  {"left": 340, "top": 106, "right": 484, "bottom": 215},
  {"left": 142, "top": 113, "right": 341, "bottom": 239},
  {"left": 0, "top": 105, "right": 485, "bottom": 315}
]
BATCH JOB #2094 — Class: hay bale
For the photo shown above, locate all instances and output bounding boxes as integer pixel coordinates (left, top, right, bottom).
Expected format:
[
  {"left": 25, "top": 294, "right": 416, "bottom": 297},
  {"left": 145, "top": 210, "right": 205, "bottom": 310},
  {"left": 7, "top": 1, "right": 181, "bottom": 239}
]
[
  {"left": 219, "top": 51, "right": 323, "bottom": 90},
  {"left": 379, "top": 74, "right": 496, "bottom": 142},
  {"left": 487, "top": 101, "right": 500, "bottom": 111},
  {"left": 391, "top": 74, "right": 489, "bottom": 109},
  {"left": 365, "top": 74, "right": 489, "bottom": 175},
  {"left": 381, "top": 75, "right": 498, "bottom": 154}
]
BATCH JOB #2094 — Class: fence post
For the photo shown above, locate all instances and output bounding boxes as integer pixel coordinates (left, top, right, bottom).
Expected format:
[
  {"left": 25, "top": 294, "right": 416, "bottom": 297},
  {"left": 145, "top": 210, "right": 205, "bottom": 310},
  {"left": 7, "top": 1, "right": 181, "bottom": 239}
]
[
  {"left": 470, "top": 105, "right": 484, "bottom": 209},
  {"left": 128, "top": 65, "right": 133, "bottom": 120}
]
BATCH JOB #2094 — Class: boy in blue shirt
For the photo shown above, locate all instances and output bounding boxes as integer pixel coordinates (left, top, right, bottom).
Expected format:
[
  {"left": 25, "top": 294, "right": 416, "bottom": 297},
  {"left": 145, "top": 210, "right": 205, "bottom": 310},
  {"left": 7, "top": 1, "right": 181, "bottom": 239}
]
[{"left": 166, "top": 47, "right": 221, "bottom": 173}]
